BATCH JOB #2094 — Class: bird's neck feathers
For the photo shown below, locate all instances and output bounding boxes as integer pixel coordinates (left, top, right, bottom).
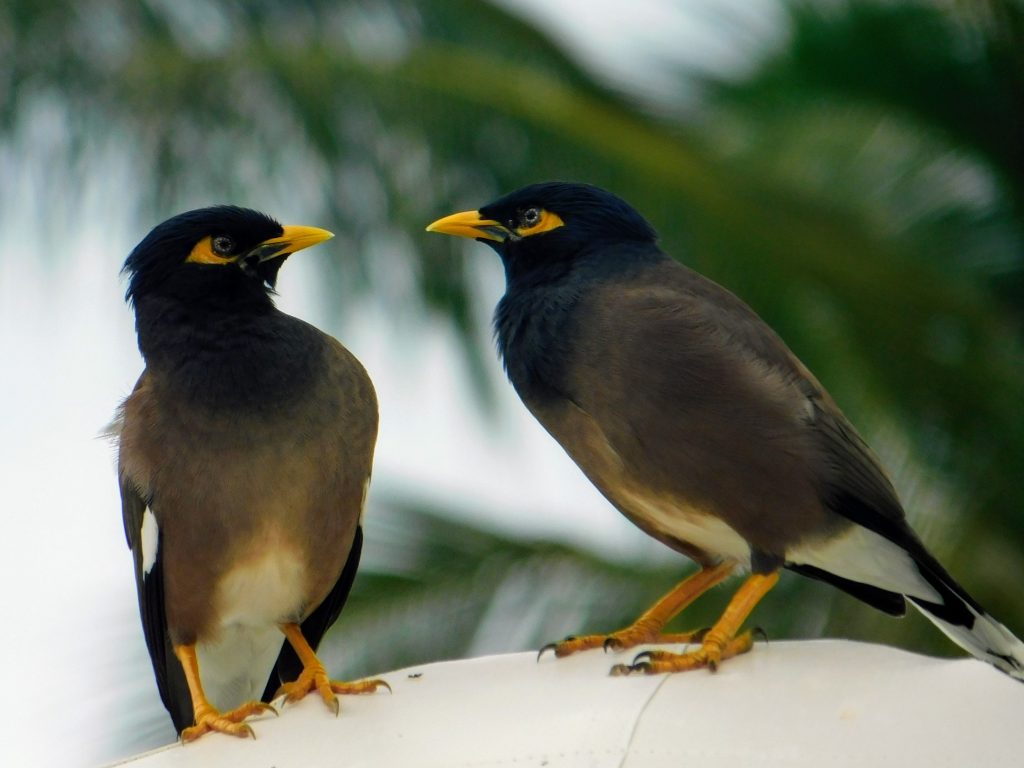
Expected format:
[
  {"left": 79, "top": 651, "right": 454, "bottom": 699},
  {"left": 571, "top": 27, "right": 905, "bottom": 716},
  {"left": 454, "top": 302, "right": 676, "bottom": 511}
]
[
  {"left": 494, "top": 240, "right": 666, "bottom": 404},
  {"left": 501, "top": 234, "right": 664, "bottom": 289},
  {"left": 132, "top": 278, "right": 323, "bottom": 412},
  {"left": 133, "top": 273, "right": 274, "bottom": 358},
  {"left": 494, "top": 290, "right": 574, "bottom": 406},
  {"left": 493, "top": 260, "right": 584, "bottom": 405}
]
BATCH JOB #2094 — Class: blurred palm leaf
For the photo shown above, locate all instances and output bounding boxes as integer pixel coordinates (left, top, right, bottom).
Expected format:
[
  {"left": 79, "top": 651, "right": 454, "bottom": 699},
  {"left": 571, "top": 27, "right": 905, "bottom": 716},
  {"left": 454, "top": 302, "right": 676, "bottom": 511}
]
[{"left": 5, "top": 1, "right": 1024, "bottom": 757}]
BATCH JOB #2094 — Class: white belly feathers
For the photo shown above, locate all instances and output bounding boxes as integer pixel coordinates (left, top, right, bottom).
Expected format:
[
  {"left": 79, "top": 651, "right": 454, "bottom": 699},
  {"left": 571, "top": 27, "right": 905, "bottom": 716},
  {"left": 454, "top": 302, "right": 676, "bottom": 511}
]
[
  {"left": 197, "top": 541, "right": 307, "bottom": 711},
  {"left": 621, "top": 489, "right": 752, "bottom": 566}
]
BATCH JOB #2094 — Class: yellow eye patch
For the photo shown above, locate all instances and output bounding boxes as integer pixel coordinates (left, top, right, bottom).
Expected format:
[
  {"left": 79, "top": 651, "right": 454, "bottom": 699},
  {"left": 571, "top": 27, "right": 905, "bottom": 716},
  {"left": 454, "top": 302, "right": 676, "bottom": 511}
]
[
  {"left": 516, "top": 210, "right": 565, "bottom": 237},
  {"left": 186, "top": 236, "right": 237, "bottom": 265}
]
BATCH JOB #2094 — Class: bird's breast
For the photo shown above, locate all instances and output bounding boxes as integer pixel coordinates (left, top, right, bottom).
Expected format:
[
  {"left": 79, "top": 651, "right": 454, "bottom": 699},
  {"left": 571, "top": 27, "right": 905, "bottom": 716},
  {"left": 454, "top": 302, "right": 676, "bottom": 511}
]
[
  {"left": 213, "top": 531, "right": 308, "bottom": 629},
  {"left": 495, "top": 288, "right": 578, "bottom": 403},
  {"left": 190, "top": 530, "right": 309, "bottom": 712}
]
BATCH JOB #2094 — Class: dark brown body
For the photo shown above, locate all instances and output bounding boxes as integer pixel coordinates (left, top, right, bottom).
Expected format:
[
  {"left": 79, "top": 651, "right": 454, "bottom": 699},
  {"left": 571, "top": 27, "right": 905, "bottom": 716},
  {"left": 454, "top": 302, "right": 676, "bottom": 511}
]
[
  {"left": 503, "top": 258, "right": 886, "bottom": 572},
  {"left": 117, "top": 207, "right": 387, "bottom": 736},
  {"left": 120, "top": 335, "right": 376, "bottom": 646},
  {"left": 118, "top": 303, "right": 378, "bottom": 727},
  {"left": 431, "top": 181, "right": 1024, "bottom": 680}
]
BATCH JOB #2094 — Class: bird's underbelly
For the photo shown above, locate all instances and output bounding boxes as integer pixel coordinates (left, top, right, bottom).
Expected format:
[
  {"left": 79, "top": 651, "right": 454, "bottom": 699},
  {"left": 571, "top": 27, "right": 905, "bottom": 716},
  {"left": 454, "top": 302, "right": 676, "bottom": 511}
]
[
  {"left": 618, "top": 489, "right": 752, "bottom": 566},
  {"left": 196, "top": 543, "right": 308, "bottom": 710},
  {"left": 214, "top": 542, "right": 308, "bottom": 627},
  {"left": 196, "top": 623, "right": 283, "bottom": 711},
  {"left": 534, "top": 399, "right": 753, "bottom": 566}
]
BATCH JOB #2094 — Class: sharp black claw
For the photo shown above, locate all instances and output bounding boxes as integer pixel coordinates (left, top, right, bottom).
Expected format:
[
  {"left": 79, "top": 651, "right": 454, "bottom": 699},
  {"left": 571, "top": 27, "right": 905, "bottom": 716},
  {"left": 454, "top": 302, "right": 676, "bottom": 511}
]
[
  {"left": 632, "top": 650, "right": 654, "bottom": 665},
  {"left": 691, "top": 627, "right": 710, "bottom": 643},
  {"left": 603, "top": 637, "right": 621, "bottom": 653},
  {"left": 537, "top": 642, "right": 559, "bottom": 661},
  {"left": 632, "top": 661, "right": 653, "bottom": 675},
  {"left": 379, "top": 680, "right": 393, "bottom": 693},
  {"left": 752, "top": 626, "right": 769, "bottom": 643}
]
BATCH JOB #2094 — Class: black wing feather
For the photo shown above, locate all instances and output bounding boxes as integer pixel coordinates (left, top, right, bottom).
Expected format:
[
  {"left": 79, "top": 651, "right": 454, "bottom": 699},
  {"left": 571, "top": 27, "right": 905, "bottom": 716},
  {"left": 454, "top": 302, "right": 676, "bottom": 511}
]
[
  {"left": 659, "top": 263, "right": 967, "bottom": 616},
  {"left": 786, "top": 563, "right": 906, "bottom": 615},
  {"left": 120, "top": 476, "right": 193, "bottom": 733}
]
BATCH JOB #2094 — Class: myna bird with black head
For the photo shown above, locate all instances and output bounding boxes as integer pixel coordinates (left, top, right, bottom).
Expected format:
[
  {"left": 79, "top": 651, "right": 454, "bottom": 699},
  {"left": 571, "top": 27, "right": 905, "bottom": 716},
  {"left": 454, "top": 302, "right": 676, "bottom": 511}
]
[
  {"left": 427, "top": 182, "right": 1024, "bottom": 680},
  {"left": 114, "top": 206, "right": 387, "bottom": 741}
]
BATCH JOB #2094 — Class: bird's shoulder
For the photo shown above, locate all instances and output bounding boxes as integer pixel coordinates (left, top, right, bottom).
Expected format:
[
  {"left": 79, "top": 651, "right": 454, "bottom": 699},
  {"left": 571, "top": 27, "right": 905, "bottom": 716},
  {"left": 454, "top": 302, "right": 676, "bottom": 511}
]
[
  {"left": 572, "top": 258, "right": 907, "bottom": 527},
  {"left": 565, "top": 257, "right": 820, "bottom": 412}
]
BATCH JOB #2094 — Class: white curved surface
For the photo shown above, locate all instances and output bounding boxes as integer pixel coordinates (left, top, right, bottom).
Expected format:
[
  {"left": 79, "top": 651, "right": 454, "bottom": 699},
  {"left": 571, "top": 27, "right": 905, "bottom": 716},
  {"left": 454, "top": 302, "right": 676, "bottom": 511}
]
[{"left": 111, "top": 640, "right": 1024, "bottom": 767}]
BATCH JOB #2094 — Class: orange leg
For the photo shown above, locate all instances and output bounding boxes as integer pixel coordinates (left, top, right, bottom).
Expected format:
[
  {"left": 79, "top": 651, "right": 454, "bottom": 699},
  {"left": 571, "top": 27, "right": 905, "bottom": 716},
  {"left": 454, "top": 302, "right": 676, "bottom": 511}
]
[
  {"left": 274, "top": 623, "right": 390, "bottom": 715},
  {"left": 541, "top": 562, "right": 736, "bottom": 658},
  {"left": 173, "top": 644, "right": 276, "bottom": 742},
  {"left": 611, "top": 570, "right": 779, "bottom": 676}
]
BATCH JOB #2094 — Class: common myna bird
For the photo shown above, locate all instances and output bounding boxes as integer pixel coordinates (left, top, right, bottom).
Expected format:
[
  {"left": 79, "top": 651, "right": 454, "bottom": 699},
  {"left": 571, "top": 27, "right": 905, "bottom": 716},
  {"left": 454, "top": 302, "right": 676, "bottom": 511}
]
[
  {"left": 113, "top": 206, "right": 386, "bottom": 741},
  {"left": 427, "top": 182, "right": 1024, "bottom": 679}
]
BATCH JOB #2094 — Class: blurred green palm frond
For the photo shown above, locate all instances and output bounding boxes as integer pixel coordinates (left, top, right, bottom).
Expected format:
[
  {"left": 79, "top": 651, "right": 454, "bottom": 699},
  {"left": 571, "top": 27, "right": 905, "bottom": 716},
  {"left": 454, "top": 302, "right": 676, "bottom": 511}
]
[
  {"left": 696, "top": 0, "right": 1024, "bottom": 585},
  {"left": 3, "top": 0, "right": 1022, "bottom": 689}
]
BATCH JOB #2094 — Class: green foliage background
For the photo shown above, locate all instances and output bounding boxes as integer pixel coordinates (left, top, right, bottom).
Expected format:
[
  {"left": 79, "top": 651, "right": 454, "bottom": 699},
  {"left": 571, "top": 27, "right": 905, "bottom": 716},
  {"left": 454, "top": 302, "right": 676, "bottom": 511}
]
[{"left": 3, "top": 0, "right": 1022, "bottom": 752}]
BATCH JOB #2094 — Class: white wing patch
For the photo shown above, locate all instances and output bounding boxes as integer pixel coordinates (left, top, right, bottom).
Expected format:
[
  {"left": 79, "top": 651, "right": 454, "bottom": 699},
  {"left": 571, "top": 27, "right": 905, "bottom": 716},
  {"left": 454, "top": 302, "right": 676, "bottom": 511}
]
[
  {"left": 788, "top": 526, "right": 940, "bottom": 602},
  {"left": 140, "top": 507, "right": 159, "bottom": 577}
]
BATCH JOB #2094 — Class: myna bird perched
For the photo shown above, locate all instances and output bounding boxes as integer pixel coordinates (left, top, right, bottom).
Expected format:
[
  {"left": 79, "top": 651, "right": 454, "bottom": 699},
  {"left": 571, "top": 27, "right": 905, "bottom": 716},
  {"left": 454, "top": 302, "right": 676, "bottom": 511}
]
[
  {"left": 427, "top": 182, "right": 1024, "bottom": 680},
  {"left": 113, "top": 206, "right": 387, "bottom": 741}
]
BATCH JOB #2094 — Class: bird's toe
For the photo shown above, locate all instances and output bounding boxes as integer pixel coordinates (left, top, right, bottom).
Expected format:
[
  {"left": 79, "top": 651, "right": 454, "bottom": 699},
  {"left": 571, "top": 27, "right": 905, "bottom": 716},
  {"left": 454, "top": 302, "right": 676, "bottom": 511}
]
[{"left": 181, "top": 700, "right": 274, "bottom": 742}]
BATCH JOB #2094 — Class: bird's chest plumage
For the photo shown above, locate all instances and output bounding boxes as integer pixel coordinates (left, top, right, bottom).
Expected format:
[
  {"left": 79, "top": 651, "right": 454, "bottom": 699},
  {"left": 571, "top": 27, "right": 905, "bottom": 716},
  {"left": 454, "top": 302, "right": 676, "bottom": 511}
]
[
  {"left": 495, "top": 284, "right": 579, "bottom": 406},
  {"left": 121, "top": 313, "right": 365, "bottom": 642},
  {"left": 496, "top": 274, "right": 757, "bottom": 566}
]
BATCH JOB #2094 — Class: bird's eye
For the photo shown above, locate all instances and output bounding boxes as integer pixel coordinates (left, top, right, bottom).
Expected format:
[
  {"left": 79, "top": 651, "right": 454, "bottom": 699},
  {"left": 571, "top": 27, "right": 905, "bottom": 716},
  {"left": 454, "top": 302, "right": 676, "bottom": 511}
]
[
  {"left": 521, "top": 207, "right": 541, "bottom": 227},
  {"left": 211, "top": 236, "right": 234, "bottom": 255}
]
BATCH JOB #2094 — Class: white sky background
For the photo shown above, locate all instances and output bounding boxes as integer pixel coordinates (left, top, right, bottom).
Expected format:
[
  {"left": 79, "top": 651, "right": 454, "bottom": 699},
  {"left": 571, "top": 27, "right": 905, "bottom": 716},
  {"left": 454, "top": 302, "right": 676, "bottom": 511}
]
[{"left": 0, "top": 2, "right": 782, "bottom": 765}]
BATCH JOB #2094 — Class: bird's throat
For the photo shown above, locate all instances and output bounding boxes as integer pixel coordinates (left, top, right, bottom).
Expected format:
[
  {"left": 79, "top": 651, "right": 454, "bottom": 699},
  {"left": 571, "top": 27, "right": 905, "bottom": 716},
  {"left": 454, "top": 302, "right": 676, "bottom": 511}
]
[{"left": 134, "top": 296, "right": 323, "bottom": 412}]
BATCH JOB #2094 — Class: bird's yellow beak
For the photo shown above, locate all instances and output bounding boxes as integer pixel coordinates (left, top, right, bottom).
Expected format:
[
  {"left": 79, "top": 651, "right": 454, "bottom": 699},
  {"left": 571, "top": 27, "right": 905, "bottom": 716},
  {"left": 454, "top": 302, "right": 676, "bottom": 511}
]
[
  {"left": 426, "top": 210, "right": 510, "bottom": 243},
  {"left": 246, "top": 225, "right": 335, "bottom": 263}
]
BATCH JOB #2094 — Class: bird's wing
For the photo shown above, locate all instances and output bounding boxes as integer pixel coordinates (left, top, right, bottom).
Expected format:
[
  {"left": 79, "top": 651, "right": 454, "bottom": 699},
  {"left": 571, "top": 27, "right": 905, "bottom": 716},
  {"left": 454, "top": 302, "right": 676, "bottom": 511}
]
[
  {"left": 118, "top": 375, "right": 194, "bottom": 732},
  {"left": 567, "top": 260, "right": 911, "bottom": 554},
  {"left": 696, "top": 274, "right": 910, "bottom": 530},
  {"left": 261, "top": 526, "right": 364, "bottom": 701},
  {"left": 571, "top": 261, "right": 977, "bottom": 617}
]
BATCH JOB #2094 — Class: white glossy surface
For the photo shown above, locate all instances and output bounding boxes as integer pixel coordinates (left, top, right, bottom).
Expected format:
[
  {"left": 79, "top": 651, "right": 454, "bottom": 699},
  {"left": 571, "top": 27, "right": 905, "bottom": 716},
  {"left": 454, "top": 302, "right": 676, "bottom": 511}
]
[{"left": 111, "top": 640, "right": 1024, "bottom": 767}]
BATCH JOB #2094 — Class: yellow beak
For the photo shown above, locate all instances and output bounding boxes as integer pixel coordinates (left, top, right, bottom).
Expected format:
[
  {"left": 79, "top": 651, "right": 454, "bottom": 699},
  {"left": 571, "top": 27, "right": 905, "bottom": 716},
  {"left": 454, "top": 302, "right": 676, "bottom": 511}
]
[
  {"left": 426, "top": 210, "right": 509, "bottom": 243},
  {"left": 247, "top": 225, "right": 335, "bottom": 262}
]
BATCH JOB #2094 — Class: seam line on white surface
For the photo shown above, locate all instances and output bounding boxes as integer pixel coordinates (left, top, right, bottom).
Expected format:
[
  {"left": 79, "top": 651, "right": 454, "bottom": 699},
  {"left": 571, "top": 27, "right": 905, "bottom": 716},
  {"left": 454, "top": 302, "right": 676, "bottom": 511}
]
[{"left": 617, "top": 673, "right": 671, "bottom": 768}]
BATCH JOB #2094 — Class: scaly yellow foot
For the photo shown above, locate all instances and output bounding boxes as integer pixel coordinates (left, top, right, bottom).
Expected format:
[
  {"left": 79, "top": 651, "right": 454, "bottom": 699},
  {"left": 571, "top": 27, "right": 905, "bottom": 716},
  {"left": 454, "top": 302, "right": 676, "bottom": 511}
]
[
  {"left": 540, "top": 627, "right": 708, "bottom": 658},
  {"left": 274, "top": 659, "right": 390, "bottom": 715},
  {"left": 608, "top": 571, "right": 779, "bottom": 677},
  {"left": 276, "top": 623, "right": 390, "bottom": 715},
  {"left": 609, "top": 629, "right": 755, "bottom": 676},
  {"left": 173, "top": 644, "right": 276, "bottom": 743},
  {"left": 537, "top": 562, "right": 735, "bottom": 659},
  {"left": 181, "top": 700, "right": 277, "bottom": 743}
]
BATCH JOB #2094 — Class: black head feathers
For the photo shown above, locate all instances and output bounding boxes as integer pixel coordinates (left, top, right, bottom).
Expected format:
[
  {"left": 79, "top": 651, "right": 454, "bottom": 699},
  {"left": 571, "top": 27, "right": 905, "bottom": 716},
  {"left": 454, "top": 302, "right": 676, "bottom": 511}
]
[
  {"left": 428, "top": 182, "right": 661, "bottom": 287},
  {"left": 480, "top": 182, "right": 658, "bottom": 246},
  {"left": 123, "top": 206, "right": 285, "bottom": 307}
]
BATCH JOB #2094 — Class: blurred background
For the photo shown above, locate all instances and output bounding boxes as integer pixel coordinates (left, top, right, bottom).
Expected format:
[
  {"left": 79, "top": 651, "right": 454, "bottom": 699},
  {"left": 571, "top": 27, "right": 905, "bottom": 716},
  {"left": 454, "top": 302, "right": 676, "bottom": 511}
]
[{"left": 2, "top": 0, "right": 1023, "bottom": 764}]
